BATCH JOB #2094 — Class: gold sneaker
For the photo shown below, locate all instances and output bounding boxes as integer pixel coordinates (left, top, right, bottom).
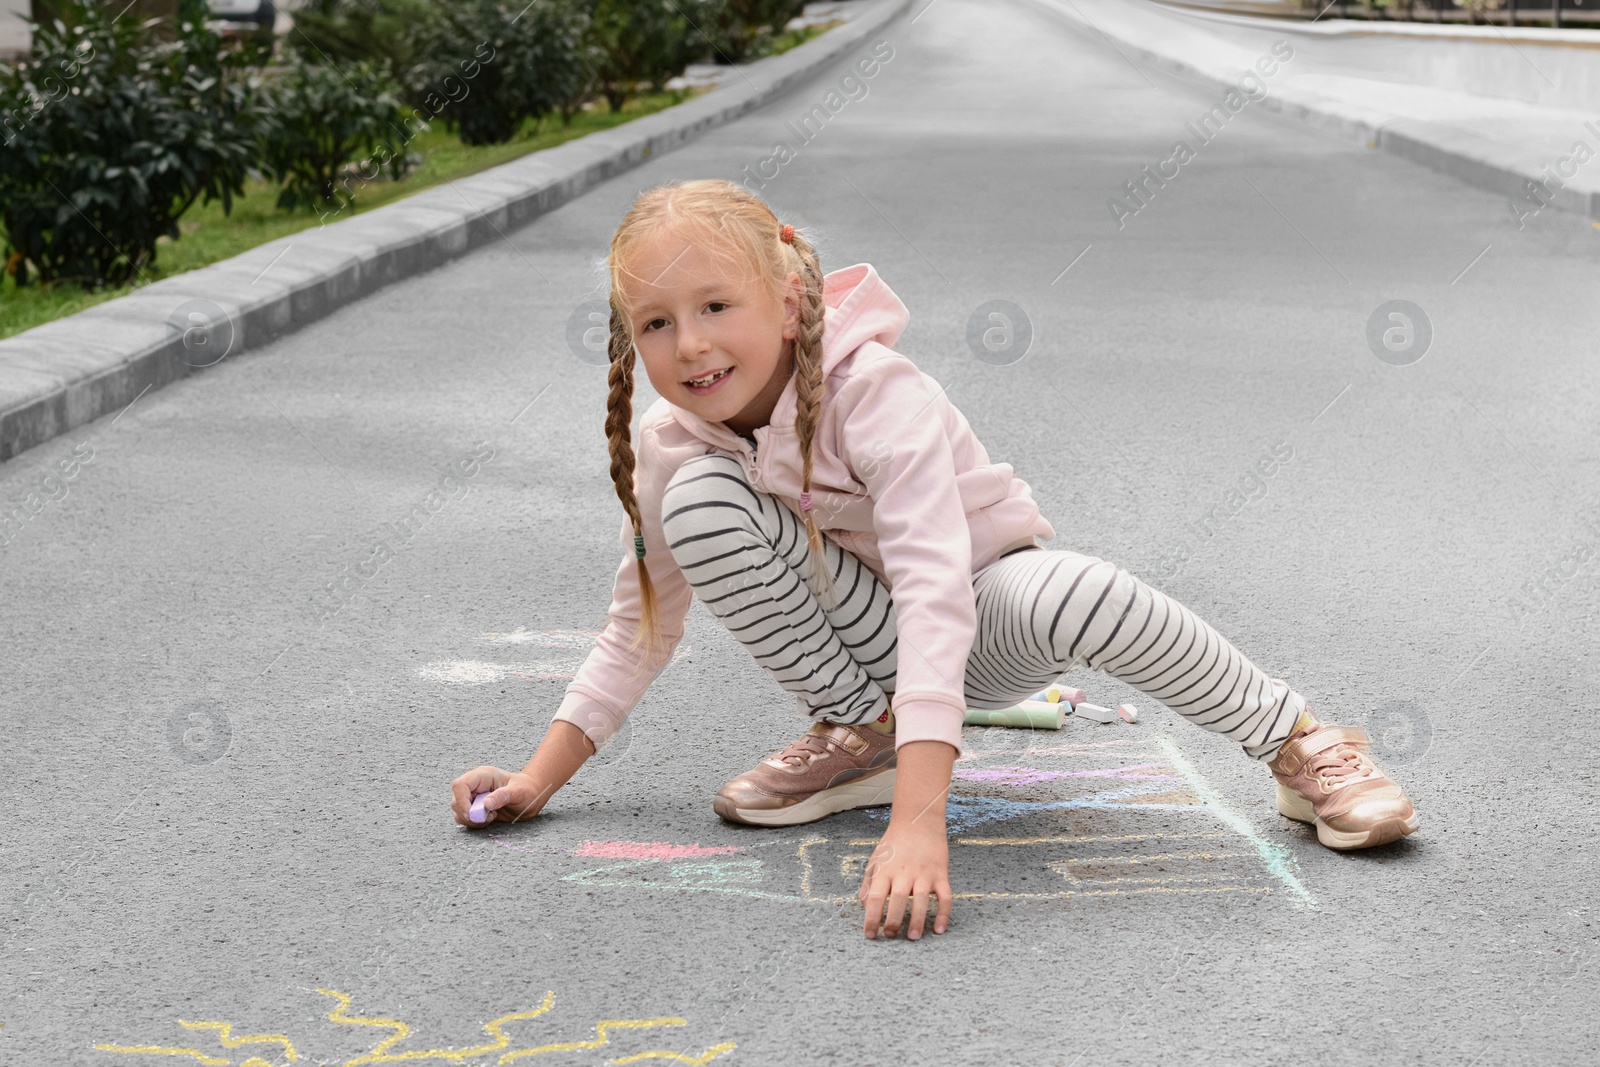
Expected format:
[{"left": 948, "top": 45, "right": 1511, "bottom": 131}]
[
  {"left": 1268, "top": 712, "right": 1419, "bottom": 850},
  {"left": 713, "top": 720, "right": 897, "bottom": 827}
]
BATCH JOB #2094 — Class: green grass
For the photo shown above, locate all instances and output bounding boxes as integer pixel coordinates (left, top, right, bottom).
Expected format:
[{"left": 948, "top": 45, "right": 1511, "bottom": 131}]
[{"left": 0, "top": 18, "right": 842, "bottom": 342}]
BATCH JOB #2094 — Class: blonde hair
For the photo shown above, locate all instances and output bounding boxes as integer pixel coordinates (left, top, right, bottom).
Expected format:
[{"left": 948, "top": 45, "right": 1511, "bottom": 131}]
[{"left": 606, "top": 179, "right": 836, "bottom": 664}]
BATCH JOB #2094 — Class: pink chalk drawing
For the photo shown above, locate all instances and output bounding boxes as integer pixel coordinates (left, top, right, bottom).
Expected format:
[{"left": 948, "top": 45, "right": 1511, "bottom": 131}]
[
  {"left": 572, "top": 841, "right": 743, "bottom": 861},
  {"left": 954, "top": 763, "right": 1181, "bottom": 787},
  {"left": 961, "top": 736, "right": 1159, "bottom": 759}
]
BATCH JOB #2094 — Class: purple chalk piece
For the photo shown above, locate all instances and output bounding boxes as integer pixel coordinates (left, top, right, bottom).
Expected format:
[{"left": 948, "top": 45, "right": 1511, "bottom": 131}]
[{"left": 469, "top": 792, "right": 491, "bottom": 824}]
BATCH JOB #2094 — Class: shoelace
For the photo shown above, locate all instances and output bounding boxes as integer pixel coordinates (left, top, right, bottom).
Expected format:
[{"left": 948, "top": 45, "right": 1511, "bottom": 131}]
[
  {"left": 1306, "top": 744, "right": 1378, "bottom": 786},
  {"left": 774, "top": 731, "right": 838, "bottom": 766}
]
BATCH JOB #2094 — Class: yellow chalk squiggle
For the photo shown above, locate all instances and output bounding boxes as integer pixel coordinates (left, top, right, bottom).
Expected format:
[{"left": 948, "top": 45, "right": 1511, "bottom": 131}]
[
  {"left": 497, "top": 1016, "right": 689, "bottom": 1064},
  {"left": 178, "top": 1020, "right": 298, "bottom": 1066},
  {"left": 610, "top": 1041, "right": 739, "bottom": 1065},
  {"left": 92, "top": 1045, "right": 229, "bottom": 1066},
  {"left": 317, "top": 987, "right": 557, "bottom": 1065},
  {"left": 94, "top": 988, "right": 735, "bottom": 1067},
  {"left": 95, "top": 1017, "right": 298, "bottom": 1066}
]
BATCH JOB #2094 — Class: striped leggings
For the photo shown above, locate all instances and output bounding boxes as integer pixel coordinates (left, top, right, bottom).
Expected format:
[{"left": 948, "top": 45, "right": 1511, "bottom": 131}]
[{"left": 661, "top": 453, "right": 1305, "bottom": 761}]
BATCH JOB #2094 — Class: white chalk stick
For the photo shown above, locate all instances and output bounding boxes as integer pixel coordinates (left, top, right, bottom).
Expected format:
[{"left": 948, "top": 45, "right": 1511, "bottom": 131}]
[
  {"left": 1071, "top": 702, "right": 1140, "bottom": 725},
  {"left": 1072, "top": 702, "right": 1119, "bottom": 723}
]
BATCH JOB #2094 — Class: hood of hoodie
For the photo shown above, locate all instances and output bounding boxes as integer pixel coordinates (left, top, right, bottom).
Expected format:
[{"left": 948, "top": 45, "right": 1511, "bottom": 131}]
[{"left": 665, "top": 263, "right": 908, "bottom": 451}]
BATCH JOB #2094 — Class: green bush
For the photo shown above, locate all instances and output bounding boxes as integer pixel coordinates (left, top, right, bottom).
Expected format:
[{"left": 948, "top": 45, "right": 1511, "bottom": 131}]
[
  {"left": 285, "top": 0, "right": 439, "bottom": 108},
  {"left": 706, "top": 0, "right": 808, "bottom": 64},
  {"left": 544, "top": 2, "right": 603, "bottom": 127},
  {"left": 408, "top": 0, "right": 594, "bottom": 146},
  {"left": 586, "top": 0, "right": 713, "bottom": 112},
  {"left": 257, "top": 55, "right": 413, "bottom": 213},
  {"left": 0, "top": 0, "right": 267, "bottom": 289}
]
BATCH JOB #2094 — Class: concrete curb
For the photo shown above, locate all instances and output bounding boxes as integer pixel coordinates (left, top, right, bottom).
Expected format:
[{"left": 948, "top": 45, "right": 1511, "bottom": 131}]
[
  {"left": 1025, "top": 0, "right": 1600, "bottom": 224},
  {"left": 0, "top": 0, "right": 911, "bottom": 463}
]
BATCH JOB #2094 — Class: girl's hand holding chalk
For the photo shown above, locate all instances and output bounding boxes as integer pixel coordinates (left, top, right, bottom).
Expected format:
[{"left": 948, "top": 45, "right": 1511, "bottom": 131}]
[{"left": 450, "top": 766, "right": 546, "bottom": 828}]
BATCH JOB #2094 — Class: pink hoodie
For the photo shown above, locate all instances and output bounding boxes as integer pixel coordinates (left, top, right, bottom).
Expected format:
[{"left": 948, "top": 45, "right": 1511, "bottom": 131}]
[{"left": 553, "top": 263, "right": 1056, "bottom": 754}]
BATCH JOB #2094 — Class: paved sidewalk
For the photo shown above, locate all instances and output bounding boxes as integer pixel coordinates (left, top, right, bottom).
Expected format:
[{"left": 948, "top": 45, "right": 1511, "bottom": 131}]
[{"left": 1028, "top": 0, "right": 1600, "bottom": 220}]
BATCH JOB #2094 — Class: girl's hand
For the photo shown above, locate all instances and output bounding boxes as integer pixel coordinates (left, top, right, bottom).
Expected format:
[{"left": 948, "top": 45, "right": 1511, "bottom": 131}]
[
  {"left": 450, "top": 766, "right": 548, "bottom": 827},
  {"left": 857, "top": 820, "right": 952, "bottom": 940}
]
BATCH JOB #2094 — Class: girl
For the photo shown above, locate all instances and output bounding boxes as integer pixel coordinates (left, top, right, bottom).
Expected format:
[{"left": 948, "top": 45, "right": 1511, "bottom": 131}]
[{"left": 450, "top": 178, "right": 1418, "bottom": 941}]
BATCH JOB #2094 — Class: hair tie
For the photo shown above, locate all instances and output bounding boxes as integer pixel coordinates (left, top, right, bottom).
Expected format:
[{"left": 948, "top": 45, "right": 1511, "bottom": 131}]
[
  {"left": 633, "top": 535, "right": 646, "bottom": 560},
  {"left": 799, "top": 491, "right": 812, "bottom": 513},
  {"left": 780, "top": 224, "right": 795, "bottom": 245}
]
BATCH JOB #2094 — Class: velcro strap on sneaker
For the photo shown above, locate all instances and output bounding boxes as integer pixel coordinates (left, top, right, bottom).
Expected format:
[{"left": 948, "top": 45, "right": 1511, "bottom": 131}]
[
  {"left": 1273, "top": 725, "right": 1371, "bottom": 775},
  {"left": 815, "top": 722, "right": 869, "bottom": 755}
]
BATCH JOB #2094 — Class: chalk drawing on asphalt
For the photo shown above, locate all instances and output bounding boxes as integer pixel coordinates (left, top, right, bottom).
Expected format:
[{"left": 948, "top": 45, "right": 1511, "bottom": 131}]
[
  {"left": 510, "top": 735, "right": 1315, "bottom": 907},
  {"left": 94, "top": 987, "right": 736, "bottom": 1066},
  {"left": 417, "top": 630, "right": 692, "bottom": 685}
]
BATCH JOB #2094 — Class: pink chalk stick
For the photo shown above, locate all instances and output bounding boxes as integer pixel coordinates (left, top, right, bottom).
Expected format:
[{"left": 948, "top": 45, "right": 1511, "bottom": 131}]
[
  {"left": 469, "top": 792, "right": 491, "bottom": 824},
  {"left": 1117, "top": 704, "right": 1140, "bottom": 724}
]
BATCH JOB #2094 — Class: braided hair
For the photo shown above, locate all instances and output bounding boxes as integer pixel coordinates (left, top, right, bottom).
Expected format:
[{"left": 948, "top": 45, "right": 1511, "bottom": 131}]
[{"left": 605, "top": 179, "right": 838, "bottom": 662}]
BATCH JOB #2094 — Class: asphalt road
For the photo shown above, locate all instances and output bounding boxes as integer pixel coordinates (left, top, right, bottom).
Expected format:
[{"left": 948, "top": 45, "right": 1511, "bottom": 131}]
[{"left": 3, "top": 1, "right": 1597, "bottom": 1064}]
